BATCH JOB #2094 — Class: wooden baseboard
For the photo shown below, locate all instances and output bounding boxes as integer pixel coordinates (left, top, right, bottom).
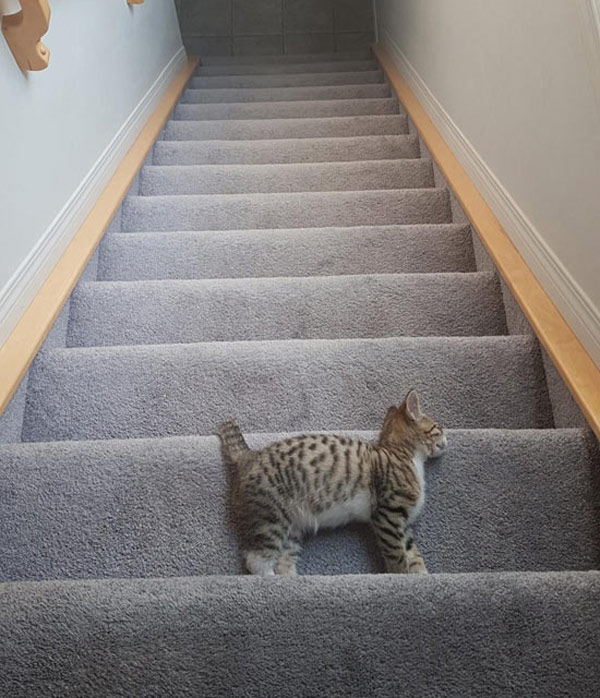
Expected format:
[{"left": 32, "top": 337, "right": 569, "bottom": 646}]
[
  {"left": 0, "top": 54, "right": 199, "bottom": 416},
  {"left": 373, "top": 44, "right": 600, "bottom": 437}
]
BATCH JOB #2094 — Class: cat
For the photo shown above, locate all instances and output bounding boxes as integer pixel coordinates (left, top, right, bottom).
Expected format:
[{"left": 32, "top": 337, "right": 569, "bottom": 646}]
[{"left": 216, "top": 389, "right": 446, "bottom": 576}]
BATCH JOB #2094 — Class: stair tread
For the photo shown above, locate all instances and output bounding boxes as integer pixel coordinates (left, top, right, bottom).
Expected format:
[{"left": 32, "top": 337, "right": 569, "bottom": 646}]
[
  {"left": 174, "top": 97, "right": 400, "bottom": 120},
  {"left": 194, "top": 59, "right": 378, "bottom": 76},
  {"left": 162, "top": 113, "right": 408, "bottom": 140},
  {"left": 1, "top": 572, "right": 599, "bottom": 698},
  {"left": 22, "top": 335, "right": 553, "bottom": 442},
  {"left": 189, "top": 70, "right": 384, "bottom": 89},
  {"left": 139, "top": 159, "right": 434, "bottom": 195},
  {"left": 121, "top": 189, "right": 452, "bottom": 231},
  {"left": 98, "top": 224, "right": 476, "bottom": 280},
  {"left": 68, "top": 272, "right": 506, "bottom": 347},
  {"left": 199, "top": 52, "right": 374, "bottom": 65},
  {"left": 181, "top": 83, "right": 391, "bottom": 104},
  {"left": 1, "top": 429, "right": 598, "bottom": 581},
  {"left": 152, "top": 134, "right": 420, "bottom": 165}
]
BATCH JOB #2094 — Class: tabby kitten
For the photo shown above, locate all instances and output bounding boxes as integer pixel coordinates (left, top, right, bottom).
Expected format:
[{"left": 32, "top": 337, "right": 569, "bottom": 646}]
[{"left": 217, "top": 389, "right": 446, "bottom": 576}]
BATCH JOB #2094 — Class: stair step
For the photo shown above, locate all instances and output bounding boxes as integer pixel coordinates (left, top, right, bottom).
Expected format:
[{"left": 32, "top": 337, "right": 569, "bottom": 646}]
[
  {"left": 1, "top": 572, "right": 598, "bottom": 697},
  {"left": 199, "top": 51, "right": 374, "bottom": 65},
  {"left": 68, "top": 273, "right": 505, "bottom": 347},
  {"left": 174, "top": 98, "right": 400, "bottom": 121},
  {"left": 121, "top": 189, "right": 452, "bottom": 232},
  {"left": 195, "top": 59, "right": 378, "bottom": 76},
  {"left": 189, "top": 70, "right": 384, "bottom": 89},
  {"left": 22, "top": 336, "right": 552, "bottom": 442},
  {"left": 162, "top": 114, "right": 408, "bottom": 140},
  {"left": 153, "top": 135, "right": 420, "bottom": 165},
  {"left": 138, "top": 160, "right": 434, "bottom": 196},
  {"left": 1, "top": 429, "right": 597, "bottom": 581},
  {"left": 182, "top": 84, "right": 391, "bottom": 104},
  {"left": 98, "top": 225, "right": 476, "bottom": 281}
]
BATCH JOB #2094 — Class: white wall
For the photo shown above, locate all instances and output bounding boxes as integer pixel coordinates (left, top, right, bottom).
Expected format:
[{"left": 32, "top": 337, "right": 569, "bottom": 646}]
[
  {"left": 375, "top": 0, "right": 600, "bottom": 366},
  {"left": 0, "top": 0, "right": 182, "bottom": 343}
]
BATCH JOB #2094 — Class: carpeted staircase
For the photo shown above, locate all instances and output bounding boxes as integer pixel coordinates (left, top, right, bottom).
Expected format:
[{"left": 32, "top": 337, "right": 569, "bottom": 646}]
[{"left": 1, "top": 50, "right": 599, "bottom": 697}]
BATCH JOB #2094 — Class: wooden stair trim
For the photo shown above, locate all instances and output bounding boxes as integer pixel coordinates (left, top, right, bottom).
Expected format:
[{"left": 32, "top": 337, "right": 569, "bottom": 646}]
[
  {"left": 0, "top": 56, "right": 199, "bottom": 416},
  {"left": 374, "top": 44, "right": 600, "bottom": 437}
]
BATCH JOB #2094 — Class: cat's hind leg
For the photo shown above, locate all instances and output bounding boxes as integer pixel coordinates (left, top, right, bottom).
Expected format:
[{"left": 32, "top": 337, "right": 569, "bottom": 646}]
[
  {"left": 242, "top": 515, "right": 289, "bottom": 576},
  {"left": 245, "top": 550, "right": 278, "bottom": 576},
  {"left": 275, "top": 532, "right": 302, "bottom": 576}
]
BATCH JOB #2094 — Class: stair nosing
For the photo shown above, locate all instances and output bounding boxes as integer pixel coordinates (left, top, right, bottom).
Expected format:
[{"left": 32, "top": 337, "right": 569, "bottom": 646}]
[
  {"left": 189, "top": 70, "right": 384, "bottom": 85},
  {"left": 40, "top": 334, "right": 537, "bottom": 358},
  {"left": 183, "top": 82, "right": 388, "bottom": 90},
  {"left": 176, "top": 97, "right": 399, "bottom": 106},
  {"left": 164, "top": 113, "right": 406, "bottom": 124},
  {"left": 80, "top": 270, "right": 496, "bottom": 290},
  {"left": 2, "top": 427, "right": 589, "bottom": 452},
  {"left": 181, "top": 84, "right": 390, "bottom": 97},
  {"left": 125, "top": 187, "right": 447, "bottom": 201},
  {"left": 103, "top": 222, "right": 472, "bottom": 238},
  {"left": 154, "top": 133, "right": 418, "bottom": 146},
  {"left": 141, "top": 158, "right": 431, "bottom": 171}
]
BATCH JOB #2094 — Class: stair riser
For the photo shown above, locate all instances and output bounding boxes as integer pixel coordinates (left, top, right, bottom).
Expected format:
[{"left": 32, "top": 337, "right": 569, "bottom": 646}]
[
  {"left": 174, "top": 98, "right": 400, "bottom": 121},
  {"left": 190, "top": 70, "right": 384, "bottom": 89},
  {"left": 162, "top": 114, "right": 408, "bottom": 140},
  {"left": 195, "top": 60, "right": 378, "bottom": 76},
  {"left": 98, "top": 225, "right": 476, "bottom": 281},
  {"left": 138, "top": 160, "right": 434, "bottom": 196},
  {"left": 1, "top": 430, "right": 597, "bottom": 581},
  {"left": 22, "top": 337, "right": 553, "bottom": 442},
  {"left": 121, "top": 190, "right": 452, "bottom": 232},
  {"left": 182, "top": 84, "right": 391, "bottom": 104},
  {"left": 67, "top": 274, "right": 506, "bottom": 347},
  {"left": 153, "top": 135, "right": 420, "bottom": 166},
  {"left": 200, "top": 52, "right": 374, "bottom": 65},
  {"left": 1, "top": 573, "right": 598, "bottom": 698}
]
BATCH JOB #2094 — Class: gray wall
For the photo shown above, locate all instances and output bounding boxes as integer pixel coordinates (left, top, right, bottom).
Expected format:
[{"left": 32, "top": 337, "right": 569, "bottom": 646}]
[{"left": 175, "top": 0, "right": 374, "bottom": 56}]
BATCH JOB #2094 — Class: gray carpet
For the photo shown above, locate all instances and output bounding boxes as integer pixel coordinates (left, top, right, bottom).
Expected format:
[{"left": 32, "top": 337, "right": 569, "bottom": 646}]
[
  {"left": 138, "top": 159, "right": 434, "bottom": 195},
  {"left": 1, "top": 50, "right": 599, "bottom": 696},
  {"left": 67, "top": 273, "right": 506, "bottom": 346},
  {"left": 1, "top": 573, "right": 599, "bottom": 698},
  {"left": 174, "top": 96, "right": 399, "bottom": 120},
  {"left": 163, "top": 113, "right": 408, "bottom": 140},
  {"left": 98, "top": 225, "right": 475, "bottom": 280},
  {"left": 22, "top": 336, "right": 553, "bottom": 441},
  {"left": 121, "top": 189, "right": 451, "bottom": 230},
  {"left": 181, "top": 82, "right": 391, "bottom": 103},
  {"left": 190, "top": 69, "right": 384, "bottom": 89},
  {"left": 194, "top": 59, "right": 378, "bottom": 76},
  {"left": 1, "top": 429, "right": 598, "bottom": 581},
  {"left": 199, "top": 51, "right": 374, "bottom": 65},
  {"left": 153, "top": 134, "right": 421, "bottom": 165}
]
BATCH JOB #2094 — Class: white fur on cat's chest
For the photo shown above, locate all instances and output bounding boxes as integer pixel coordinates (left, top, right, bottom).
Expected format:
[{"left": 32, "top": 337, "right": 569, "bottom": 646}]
[
  {"left": 297, "top": 491, "right": 372, "bottom": 533},
  {"left": 408, "top": 453, "right": 426, "bottom": 522},
  {"left": 293, "top": 454, "right": 426, "bottom": 534}
]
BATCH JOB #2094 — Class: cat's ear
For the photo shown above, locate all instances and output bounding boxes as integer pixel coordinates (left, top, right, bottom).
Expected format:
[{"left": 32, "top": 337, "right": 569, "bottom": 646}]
[{"left": 404, "top": 389, "right": 422, "bottom": 422}]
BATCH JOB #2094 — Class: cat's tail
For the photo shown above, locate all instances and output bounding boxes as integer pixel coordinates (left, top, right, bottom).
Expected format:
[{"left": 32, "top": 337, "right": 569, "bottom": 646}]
[{"left": 216, "top": 421, "right": 250, "bottom": 466}]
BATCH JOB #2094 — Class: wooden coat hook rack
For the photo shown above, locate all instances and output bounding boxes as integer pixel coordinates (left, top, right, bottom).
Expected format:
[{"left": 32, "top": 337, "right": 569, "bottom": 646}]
[{"left": 2, "top": 0, "right": 51, "bottom": 71}]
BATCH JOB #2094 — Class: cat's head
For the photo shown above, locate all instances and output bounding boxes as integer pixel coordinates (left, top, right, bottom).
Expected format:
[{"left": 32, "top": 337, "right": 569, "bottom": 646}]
[{"left": 379, "top": 389, "right": 447, "bottom": 459}]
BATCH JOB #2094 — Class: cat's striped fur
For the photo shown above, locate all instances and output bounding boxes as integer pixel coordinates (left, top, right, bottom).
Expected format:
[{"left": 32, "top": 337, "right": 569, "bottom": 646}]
[{"left": 217, "top": 390, "right": 446, "bottom": 576}]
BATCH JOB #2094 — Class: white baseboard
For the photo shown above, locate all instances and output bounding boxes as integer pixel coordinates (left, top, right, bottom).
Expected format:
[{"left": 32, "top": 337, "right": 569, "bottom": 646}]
[
  {"left": 381, "top": 30, "right": 600, "bottom": 369},
  {"left": 0, "top": 46, "right": 187, "bottom": 349}
]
